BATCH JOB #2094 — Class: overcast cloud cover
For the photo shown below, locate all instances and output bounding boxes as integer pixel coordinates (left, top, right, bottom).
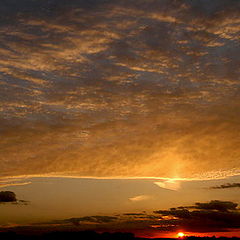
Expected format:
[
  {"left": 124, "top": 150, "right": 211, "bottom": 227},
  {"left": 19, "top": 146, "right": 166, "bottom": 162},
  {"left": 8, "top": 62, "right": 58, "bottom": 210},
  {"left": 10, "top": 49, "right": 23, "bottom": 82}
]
[{"left": 0, "top": 0, "right": 240, "bottom": 179}]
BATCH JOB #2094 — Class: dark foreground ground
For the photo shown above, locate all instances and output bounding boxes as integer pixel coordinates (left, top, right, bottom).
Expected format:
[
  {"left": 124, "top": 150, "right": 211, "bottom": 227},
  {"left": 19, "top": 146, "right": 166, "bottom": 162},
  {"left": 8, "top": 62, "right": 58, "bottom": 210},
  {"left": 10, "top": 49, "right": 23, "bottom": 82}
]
[{"left": 0, "top": 231, "right": 239, "bottom": 240}]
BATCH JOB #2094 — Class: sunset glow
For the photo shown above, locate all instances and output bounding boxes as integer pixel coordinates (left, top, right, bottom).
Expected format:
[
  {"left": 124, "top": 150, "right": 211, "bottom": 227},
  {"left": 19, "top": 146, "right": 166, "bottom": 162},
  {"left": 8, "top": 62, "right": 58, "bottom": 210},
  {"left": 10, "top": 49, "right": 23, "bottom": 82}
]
[
  {"left": 177, "top": 232, "right": 185, "bottom": 238},
  {"left": 0, "top": 0, "right": 240, "bottom": 239}
]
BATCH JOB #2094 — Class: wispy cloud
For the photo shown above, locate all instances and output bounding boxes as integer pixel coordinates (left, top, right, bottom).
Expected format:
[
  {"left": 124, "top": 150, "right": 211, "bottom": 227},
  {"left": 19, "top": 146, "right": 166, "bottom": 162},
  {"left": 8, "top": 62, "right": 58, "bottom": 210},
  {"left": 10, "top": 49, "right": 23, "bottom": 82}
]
[
  {"left": 0, "top": 177, "right": 32, "bottom": 188},
  {"left": 129, "top": 195, "right": 152, "bottom": 202},
  {"left": 154, "top": 180, "right": 181, "bottom": 191}
]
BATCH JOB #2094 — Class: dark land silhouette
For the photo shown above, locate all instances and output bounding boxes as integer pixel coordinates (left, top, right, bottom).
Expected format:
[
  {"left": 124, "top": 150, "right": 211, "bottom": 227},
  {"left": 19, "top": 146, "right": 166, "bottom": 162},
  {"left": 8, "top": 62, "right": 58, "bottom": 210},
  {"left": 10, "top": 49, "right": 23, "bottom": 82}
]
[{"left": 0, "top": 231, "right": 239, "bottom": 240}]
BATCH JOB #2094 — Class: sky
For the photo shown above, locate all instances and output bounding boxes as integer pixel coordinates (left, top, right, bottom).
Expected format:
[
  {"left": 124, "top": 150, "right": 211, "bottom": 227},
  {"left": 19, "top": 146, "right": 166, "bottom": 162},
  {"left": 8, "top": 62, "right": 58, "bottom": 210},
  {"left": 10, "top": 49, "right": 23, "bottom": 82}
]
[{"left": 0, "top": 0, "right": 240, "bottom": 237}]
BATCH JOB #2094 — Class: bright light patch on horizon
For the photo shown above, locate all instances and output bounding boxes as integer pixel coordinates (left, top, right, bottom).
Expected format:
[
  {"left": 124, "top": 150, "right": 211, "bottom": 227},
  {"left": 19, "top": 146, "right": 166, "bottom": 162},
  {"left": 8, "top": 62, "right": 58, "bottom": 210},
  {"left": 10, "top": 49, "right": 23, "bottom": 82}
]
[{"left": 177, "top": 232, "right": 185, "bottom": 238}]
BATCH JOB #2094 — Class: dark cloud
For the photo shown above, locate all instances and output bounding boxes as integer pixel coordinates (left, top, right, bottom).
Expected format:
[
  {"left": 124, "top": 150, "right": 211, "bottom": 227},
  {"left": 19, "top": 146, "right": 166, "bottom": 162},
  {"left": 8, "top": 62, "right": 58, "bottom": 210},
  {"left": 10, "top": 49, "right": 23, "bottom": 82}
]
[
  {"left": 63, "top": 216, "right": 118, "bottom": 226},
  {"left": 0, "top": 191, "right": 16, "bottom": 202},
  {"left": 123, "top": 213, "right": 145, "bottom": 216},
  {"left": 33, "top": 200, "right": 240, "bottom": 234},
  {"left": 195, "top": 200, "right": 238, "bottom": 212},
  {"left": 154, "top": 200, "right": 240, "bottom": 233},
  {"left": 211, "top": 183, "right": 240, "bottom": 189},
  {"left": 37, "top": 214, "right": 159, "bottom": 236},
  {"left": 0, "top": 191, "right": 29, "bottom": 205}
]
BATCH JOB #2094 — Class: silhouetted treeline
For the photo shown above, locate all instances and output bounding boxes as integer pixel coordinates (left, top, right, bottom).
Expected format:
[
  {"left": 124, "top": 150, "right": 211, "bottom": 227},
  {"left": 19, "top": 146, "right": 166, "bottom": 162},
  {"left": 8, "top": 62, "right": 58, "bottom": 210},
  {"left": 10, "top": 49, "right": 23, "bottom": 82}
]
[
  {"left": 0, "top": 231, "right": 239, "bottom": 240},
  {"left": 186, "top": 237, "right": 240, "bottom": 240},
  {"left": 0, "top": 231, "right": 134, "bottom": 240}
]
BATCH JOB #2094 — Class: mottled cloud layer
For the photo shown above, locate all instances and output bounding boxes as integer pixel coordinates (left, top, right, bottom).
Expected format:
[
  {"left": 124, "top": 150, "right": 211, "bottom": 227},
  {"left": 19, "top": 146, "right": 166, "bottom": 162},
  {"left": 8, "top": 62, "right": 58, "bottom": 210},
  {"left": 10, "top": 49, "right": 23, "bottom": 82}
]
[{"left": 0, "top": 0, "right": 240, "bottom": 179}]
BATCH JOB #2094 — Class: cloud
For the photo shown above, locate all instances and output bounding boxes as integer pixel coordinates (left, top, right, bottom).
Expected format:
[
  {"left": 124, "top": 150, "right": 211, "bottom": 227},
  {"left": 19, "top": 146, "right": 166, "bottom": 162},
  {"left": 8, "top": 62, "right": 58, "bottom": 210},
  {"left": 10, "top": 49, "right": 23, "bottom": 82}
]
[
  {"left": 53, "top": 216, "right": 118, "bottom": 226},
  {"left": 0, "top": 182, "right": 31, "bottom": 188},
  {"left": 194, "top": 200, "right": 238, "bottom": 212},
  {"left": 0, "top": 178, "right": 31, "bottom": 188},
  {"left": 129, "top": 195, "right": 152, "bottom": 202},
  {"left": 0, "top": 191, "right": 29, "bottom": 205},
  {"left": 0, "top": 0, "right": 240, "bottom": 180},
  {"left": 211, "top": 183, "right": 240, "bottom": 189},
  {"left": 0, "top": 191, "right": 17, "bottom": 203},
  {"left": 123, "top": 213, "right": 145, "bottom": 216},
  {"left": 154, "top": 180, "right": 181, "bottom": 191},
  {"left": 154, "top": 200, "right": 240, "bottom": 233},
  {"left": 34, "top": 212, "right": 160, "bottom": 235},
  {"left": 15, "top": 200, "right": 240, "bottom": 236}
]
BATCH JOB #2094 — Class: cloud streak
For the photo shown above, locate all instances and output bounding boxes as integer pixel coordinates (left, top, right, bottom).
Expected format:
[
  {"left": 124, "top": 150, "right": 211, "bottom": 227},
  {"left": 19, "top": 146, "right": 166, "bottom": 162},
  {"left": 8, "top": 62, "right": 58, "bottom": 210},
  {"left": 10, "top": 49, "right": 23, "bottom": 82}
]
[
  {"left": 129, "top": 195, "right": 152, "bottom": 202},
  {"left": 211, "top": 183, "right": 240, "bottom": 189}
]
